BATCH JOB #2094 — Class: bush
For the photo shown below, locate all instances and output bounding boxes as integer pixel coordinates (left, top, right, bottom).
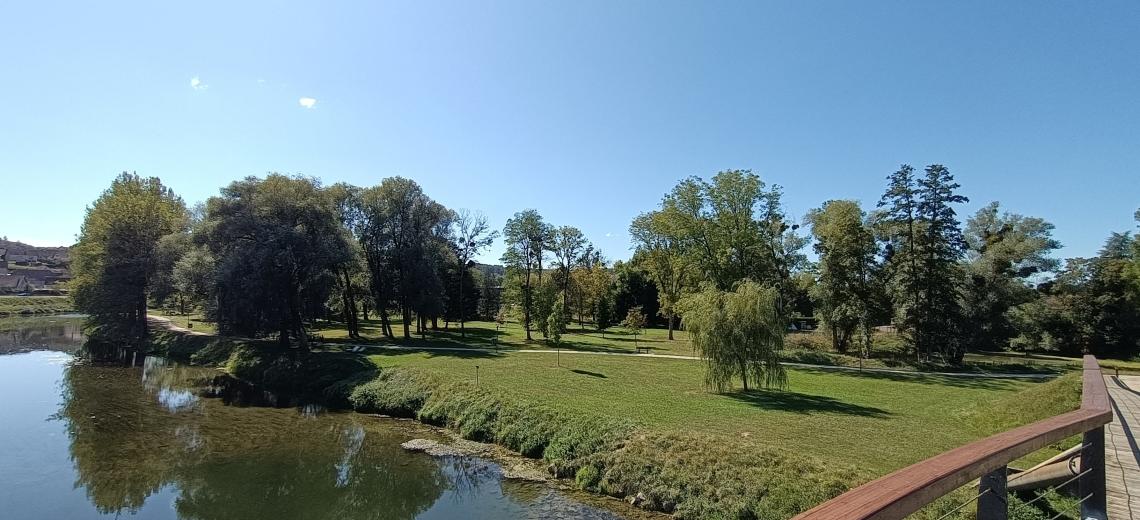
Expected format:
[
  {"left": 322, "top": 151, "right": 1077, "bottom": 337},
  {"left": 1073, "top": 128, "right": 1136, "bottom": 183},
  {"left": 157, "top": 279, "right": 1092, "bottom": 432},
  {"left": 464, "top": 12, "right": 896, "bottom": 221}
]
[
  {"left": 575, "top": 465, "right": 601, "bottom": 490},
  {"left": 350, "top": 368, "right": 437, "bottom": 416}
]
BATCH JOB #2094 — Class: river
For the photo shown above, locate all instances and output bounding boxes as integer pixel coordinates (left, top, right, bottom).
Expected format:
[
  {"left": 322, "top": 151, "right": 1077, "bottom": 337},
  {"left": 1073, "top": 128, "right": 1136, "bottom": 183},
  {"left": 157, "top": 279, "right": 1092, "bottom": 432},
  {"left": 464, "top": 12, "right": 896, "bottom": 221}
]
[{"left": 0, "top": 316, "right": 639, "bottom": 520}]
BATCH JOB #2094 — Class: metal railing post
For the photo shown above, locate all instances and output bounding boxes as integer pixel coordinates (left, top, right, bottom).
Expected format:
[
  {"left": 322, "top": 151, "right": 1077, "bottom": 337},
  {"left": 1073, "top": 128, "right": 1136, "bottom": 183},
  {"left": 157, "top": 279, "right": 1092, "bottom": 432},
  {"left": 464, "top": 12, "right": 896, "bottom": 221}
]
[
  {"left": 1080, "top": 426, "right": 1107, "bottom": 520},
  {"left": 977, "top": 466, "right": 1008, "bottom": 520}
]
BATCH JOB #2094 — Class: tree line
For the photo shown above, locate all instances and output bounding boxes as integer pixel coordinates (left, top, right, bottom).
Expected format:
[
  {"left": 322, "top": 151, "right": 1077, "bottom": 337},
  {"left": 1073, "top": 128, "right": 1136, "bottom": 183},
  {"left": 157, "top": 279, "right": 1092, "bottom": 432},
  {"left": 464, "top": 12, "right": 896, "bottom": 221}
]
[{"left": 73, "top": 167, "right": 1140, "bottom": 384}]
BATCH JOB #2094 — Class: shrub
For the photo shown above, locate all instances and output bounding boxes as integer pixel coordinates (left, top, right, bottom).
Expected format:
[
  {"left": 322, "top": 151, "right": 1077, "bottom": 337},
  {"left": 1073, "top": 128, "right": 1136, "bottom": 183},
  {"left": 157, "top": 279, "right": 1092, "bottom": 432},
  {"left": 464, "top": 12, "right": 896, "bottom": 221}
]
[
  {"left": 575, "top": 465, "right": 601, "bottom": 490},
  {"left": 349, "top": 368, "right": 437, "bottom": 416}
]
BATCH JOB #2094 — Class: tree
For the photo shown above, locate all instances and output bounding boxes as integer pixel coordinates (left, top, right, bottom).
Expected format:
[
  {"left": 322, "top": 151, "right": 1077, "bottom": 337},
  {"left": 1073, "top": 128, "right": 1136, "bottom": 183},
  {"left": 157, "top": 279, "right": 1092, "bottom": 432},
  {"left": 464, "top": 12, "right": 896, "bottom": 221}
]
[
  {"left": 630, "top": 210, "right": 692, "bottom": 340},
  {"left": 501, "top": 210, "right": 552, "bottom": 340},
  {"left": 962, "top": 202, "right": 1060, "bottom": 352},
  {"left": 451, "top": 209, "right": 498, "bottom": 338},
  {"left": 476, "top": 268, "right": 503, "bottom": 320},
  {"left": 548, "top": 226, "right": 587, "bottom": 314},
  {"left": 547, "top": 296, "right": 567, "bottom": 346},
  {"left": 622, "top": 306, "right": 646, "bottom": 348},
  {"left": 150, "top": 232, "right": 193, "bottom": 309},
  {"left": 915, "top": 164, "right": 970, "bottom": 362},
  {"left": 877, "top": 164, "right": 969, "bottom": 363},
  {"left": 679, "top": 281, "right": 786, "bottom": 392},
  {"left": 358, "top": 177, "right": 452, "bottom": 339},
  {"left": 200, "top": 174, "right": 354, "bottom": 349},
  {"left": 877, "top": 164, "right": 922, "bottom": 355},
  {"left": 659, "top": 170, "right": 804, "bottom": 298},
  {"left": 328, "top": 244, "right": 368, "bottom": 338},
  {"left": 171, "top": 246, "right": 215, "bottom": 319},
  {"left": 612, "top": 260, "right": 659, "bottom": 326},
  {"left": 326, "top": 182, "right": 367, "bottom": 338},
  {"left": 72, "top": 172, "right": 187, "bottom": 351},
  {"left": 533, "top": 277, "right": 558, "bottom": 338},
  {"left": 807, "top": 200, "right": 878, "bottom": 354},
  {"left": 575, "top": 260, "right": 611, "bottom": 325},
  {"left": 595, "top": 290, "right": 614, "bottom": 338}
]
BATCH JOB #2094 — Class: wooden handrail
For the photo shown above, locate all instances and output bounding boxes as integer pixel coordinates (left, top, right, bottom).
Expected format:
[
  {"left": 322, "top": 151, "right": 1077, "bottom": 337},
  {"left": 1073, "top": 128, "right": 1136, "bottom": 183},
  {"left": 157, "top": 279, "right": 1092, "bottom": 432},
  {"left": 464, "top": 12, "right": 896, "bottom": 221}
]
[{"left": 793, "top": 355, "right": 1111, "bottom": 520}]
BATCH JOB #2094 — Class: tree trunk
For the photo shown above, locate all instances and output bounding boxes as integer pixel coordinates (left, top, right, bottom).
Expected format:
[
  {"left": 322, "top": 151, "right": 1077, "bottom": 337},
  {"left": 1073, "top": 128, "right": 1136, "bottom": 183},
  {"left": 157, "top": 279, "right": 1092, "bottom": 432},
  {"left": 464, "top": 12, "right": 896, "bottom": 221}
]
[
  {"left": 289, "top": 285, "right": 308, "bottom": 351},
  {"left": 459, "top": 265, "right": 465, "bottom": 338},
  {"left": 340, "top": 269, "right": 358, "bottom": 338},
  {"left": 739, "top": 358, "right": 750, "bottom": 391},
  {"left": 522, "top": 267, "right": 531, "bottom": 342},
  {"left": 667, "top": 311, "right": 675, "bottom": 340},
  {"left": 380, "top": 308, "right": 392, "bottom": 338},
  {"left": 280, "top": 325, "right": 291, "bottom": 349},
  {"left": 136, "top": 290, "right": 148, "bottom": 346},
  {"left": 401, "top": 302, "right": 411, "bottom": 338}
]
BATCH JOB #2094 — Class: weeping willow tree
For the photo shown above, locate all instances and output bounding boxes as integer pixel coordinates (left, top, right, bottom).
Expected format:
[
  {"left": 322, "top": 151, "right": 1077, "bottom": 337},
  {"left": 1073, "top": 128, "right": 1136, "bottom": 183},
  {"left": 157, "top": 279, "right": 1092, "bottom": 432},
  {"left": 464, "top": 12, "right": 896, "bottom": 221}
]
[{"left": 680, "top": 281, "right": 786, "bottom": 392}]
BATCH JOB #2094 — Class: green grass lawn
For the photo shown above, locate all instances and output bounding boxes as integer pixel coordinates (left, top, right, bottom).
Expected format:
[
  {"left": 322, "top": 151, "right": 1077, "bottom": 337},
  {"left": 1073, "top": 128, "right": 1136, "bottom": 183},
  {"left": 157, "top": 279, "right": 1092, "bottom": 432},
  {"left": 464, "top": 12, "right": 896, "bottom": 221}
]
[
  {"left": 305, "top": 316, "right": 1076, "bottom": 376},
  {"left": 365, "top": 348, "right": 1056, "bottom": 474},
  {"left": 316, "top": 317, "right": 698, "bottom": 355},
  {"left": 0, "top": 295, "right": 73, "bottom": 316}
]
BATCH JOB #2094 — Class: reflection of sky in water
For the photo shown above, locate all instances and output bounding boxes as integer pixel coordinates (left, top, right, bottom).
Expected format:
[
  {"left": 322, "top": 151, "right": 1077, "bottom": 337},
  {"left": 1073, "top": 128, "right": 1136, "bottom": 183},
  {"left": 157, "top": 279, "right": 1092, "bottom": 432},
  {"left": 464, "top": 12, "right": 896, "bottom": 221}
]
[
  {"left": 299, "top": 403, "right": 325, "bottom": 418},
  {"left": 156, "top": 388, "right": 198, "bottom": 412},
  {"left": 335, "top": 425, "right": 366, "bottom": 488},
  {"left": 142, "top": 356, "right": 200, "bottom": 412},
  {"left": 174, "top": 425, "right": 203, "bottom": 451},
  {"left": 43, "top": 352, "right": 73, "bottom": 365}
]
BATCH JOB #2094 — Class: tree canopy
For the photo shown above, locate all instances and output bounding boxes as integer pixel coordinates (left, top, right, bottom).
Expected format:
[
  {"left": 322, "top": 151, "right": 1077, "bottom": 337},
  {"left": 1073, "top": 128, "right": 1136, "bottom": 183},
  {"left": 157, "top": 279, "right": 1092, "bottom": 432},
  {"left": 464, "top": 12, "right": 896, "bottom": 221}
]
[{"left": 72, "top": 172, "right": 187, "bottom": 352}]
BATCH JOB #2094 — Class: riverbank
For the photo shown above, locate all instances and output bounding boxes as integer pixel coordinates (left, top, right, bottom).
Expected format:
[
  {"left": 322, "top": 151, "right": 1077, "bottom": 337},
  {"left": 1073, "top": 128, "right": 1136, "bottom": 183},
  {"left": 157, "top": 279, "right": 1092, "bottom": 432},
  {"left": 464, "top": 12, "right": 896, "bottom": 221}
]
[
  {"left": 0, "top": 296, "right": 73, "bottom": 317},
  {"left": 144, "top": 317, "right": 1082, "bottom": 519}
]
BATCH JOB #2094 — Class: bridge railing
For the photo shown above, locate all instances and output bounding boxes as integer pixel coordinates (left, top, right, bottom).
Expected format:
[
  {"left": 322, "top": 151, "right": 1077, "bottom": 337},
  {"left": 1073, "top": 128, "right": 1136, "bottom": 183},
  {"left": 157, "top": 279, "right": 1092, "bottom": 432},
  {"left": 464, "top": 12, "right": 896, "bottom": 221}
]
[{"left": 793, "top": 355, "right": 1112, "bottom": 520}]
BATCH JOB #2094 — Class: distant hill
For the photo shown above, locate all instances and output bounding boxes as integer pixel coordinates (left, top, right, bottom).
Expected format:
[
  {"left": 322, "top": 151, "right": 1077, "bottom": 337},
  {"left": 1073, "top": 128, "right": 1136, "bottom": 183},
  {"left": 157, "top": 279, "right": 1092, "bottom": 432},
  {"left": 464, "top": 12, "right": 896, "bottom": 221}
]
[
  {"left": 474, "top": 263, "right": 505, "bottom": 279},
  {"left": 0, "top": 239, "right": 71, "bottom": 263}
]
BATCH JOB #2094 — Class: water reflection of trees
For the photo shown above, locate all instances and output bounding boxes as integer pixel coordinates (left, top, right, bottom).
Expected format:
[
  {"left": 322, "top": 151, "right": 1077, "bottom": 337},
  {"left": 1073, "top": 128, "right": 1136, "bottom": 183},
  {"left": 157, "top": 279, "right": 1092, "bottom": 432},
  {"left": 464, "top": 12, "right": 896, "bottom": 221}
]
[
  {"left": 58, "top": 361, "right": 447, "bottom": 520},
  {"left": 58, "top": 363, "right": 186, "bottom": 514},
  {"left": 0, "top": 317, "right": 84, "bottom": 353}
]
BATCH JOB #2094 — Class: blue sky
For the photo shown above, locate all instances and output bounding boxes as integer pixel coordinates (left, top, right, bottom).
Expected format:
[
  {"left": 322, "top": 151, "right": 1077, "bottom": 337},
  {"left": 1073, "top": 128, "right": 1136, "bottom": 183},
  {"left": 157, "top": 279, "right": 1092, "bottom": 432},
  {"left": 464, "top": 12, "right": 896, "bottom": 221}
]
[{"left": 2, "top": 1, "right": 1137, "bottom": 264}]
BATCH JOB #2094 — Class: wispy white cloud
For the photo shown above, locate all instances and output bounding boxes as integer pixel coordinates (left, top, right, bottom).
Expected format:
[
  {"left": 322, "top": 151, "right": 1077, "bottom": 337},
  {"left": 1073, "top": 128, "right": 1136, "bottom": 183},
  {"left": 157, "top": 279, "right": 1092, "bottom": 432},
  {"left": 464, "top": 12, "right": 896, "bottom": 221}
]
[
  {"left": 256, "top": 78, "right": 266, "bottom": 85},
  {"left": 190, "top": 76, "right": 208, "bottom": 90},
  {"left": 298, "top": 97, "right": 317, "bottom": 109},
  {"left": 604, "top": 232, "right": 613, "bottom": 237}
]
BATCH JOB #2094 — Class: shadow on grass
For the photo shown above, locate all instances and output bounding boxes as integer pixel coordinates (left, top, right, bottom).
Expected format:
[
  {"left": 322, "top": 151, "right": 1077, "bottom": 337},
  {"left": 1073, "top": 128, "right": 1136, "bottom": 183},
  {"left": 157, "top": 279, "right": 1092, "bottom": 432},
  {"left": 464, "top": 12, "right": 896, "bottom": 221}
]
[
  {"left": 570, "top": 369, "right": 607, "bottom": 378},
  {"left": 726, "top": 389, "right": 891, "bottom": 418},
  {"left": 789, "top": 366, "right": 1033, "bottom": 391},
  {"left": 361, "top": 344, "right": 506, "bottom": 360}
]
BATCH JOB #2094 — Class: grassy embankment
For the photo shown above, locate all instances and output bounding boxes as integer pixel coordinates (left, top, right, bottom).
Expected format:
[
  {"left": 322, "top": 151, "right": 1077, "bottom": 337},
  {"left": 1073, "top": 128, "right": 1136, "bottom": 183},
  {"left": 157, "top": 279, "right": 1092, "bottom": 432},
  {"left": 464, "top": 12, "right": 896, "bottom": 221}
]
[
  {"left": 0, "top": 295, "right": 73, "bottom": 316},
  {"left": 146, "top": 313, "right": 1084, "bottom": 519}
]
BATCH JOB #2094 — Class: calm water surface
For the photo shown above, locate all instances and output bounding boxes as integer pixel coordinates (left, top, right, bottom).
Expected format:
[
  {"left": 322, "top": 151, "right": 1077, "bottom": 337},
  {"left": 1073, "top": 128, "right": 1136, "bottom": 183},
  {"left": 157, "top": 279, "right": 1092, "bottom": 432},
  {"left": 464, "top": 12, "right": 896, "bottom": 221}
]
[{"left": 0, "top": 317, "right": 636, "bottom": 520}]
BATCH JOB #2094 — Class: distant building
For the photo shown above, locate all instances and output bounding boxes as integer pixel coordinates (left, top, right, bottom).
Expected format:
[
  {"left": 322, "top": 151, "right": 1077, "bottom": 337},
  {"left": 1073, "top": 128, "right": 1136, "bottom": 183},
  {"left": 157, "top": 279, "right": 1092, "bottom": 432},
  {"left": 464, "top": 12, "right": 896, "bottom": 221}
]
[
  {"left": 7, "top": 267, "right": 70, "bottom": 289},
  {"left": 0, "top": 275, "right": 30, "bottom": 294}
]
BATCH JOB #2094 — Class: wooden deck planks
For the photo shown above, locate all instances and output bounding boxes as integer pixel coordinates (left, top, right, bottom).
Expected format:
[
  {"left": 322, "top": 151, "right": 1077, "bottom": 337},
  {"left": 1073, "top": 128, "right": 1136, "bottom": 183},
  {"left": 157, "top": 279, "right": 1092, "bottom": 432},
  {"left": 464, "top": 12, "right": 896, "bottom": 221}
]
[{"left": 1104, "top": 375, "right": 1140, "bottom": 519}]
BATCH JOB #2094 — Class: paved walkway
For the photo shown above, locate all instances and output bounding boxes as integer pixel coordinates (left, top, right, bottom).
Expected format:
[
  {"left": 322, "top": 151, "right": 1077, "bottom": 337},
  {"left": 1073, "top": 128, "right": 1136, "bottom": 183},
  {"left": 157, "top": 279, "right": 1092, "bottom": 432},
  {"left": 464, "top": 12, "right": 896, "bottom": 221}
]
[{"left": 1105, "top": 375, "right": 1140, "bottom": 519}]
